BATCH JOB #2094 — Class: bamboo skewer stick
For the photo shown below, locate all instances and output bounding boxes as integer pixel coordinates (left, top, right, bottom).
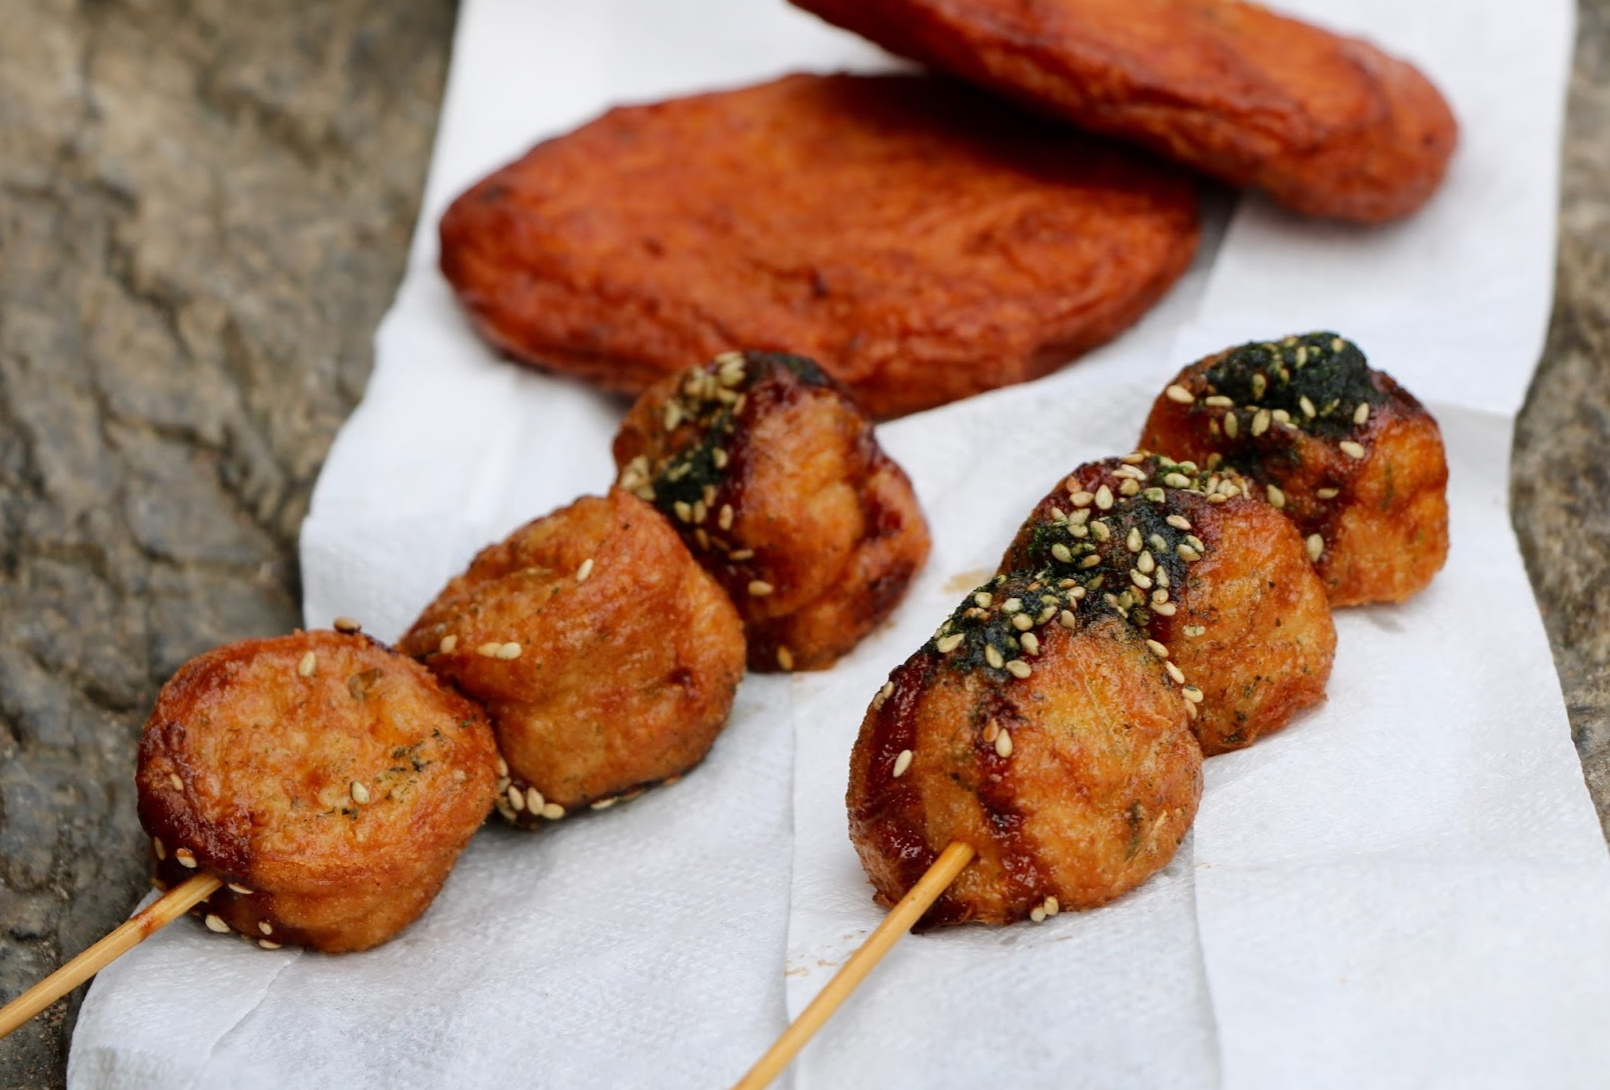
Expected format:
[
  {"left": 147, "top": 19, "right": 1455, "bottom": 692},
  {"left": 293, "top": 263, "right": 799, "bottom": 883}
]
[
  {"left": 731, "top": 840, "right": 975, "bottom": 1090},
  {"left": 0, "top": 872, "right": 223, "bottom": 1039}
]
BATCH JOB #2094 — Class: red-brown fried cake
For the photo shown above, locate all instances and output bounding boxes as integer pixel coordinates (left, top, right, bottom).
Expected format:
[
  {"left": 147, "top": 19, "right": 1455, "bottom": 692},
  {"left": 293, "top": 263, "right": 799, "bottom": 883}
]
[
  {"left": 1139, "top": 333, "right": 1449, "bottom": 606},
  {"left": 849, "top": 578, "right": 1202, "bottom": 926},
  {"left": 399, "top": 488, "right": 746, "bottom": 826},
  {"left": 614, "top": 351, "right": 930, "bottom": 672},
  {"left": 136, "top": 630, "right": 499, "bottom": 953},
  {"left": 440, "top": 73, "right": 1200, "bottom": 418},
  {"left": 1000, "top": 454, "right": 1336, "bottom": 756},
  {"left": 790, "top": 0, "right": 1457, "bottom": 222}
]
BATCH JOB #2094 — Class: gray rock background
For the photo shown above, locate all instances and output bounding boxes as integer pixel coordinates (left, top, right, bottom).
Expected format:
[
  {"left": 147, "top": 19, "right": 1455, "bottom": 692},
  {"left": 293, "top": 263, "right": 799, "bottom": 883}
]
[{"left": 0, "top": 0, "right": 1605, "bottom": 1085}]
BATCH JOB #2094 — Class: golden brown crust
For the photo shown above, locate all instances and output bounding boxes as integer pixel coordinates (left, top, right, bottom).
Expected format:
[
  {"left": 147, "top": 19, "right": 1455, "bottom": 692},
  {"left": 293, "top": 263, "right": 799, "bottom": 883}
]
[
  {"left": 849, "top": 600, "right": 1201, "bottom": 927},
  {"left": 136, "top": 631, "right": 498, "bottom": 953},
  {"left": 1138, "top": 332, "right": 1449, "bottom": 606},
  {"left": 613, "top": 351, "right": 931, "bottom": 671},
  {"left": 1000, "top": 453, "right": 1335, "bottom": 756},
  {"left": 398, "top": 489, "right": 746, "bottom": 824},
  {"left": 789, "top": 0, "right": 1457, "bottom": 222},
  {"left": 440, "top": 72, "right": 1200, "bottom": 419}
]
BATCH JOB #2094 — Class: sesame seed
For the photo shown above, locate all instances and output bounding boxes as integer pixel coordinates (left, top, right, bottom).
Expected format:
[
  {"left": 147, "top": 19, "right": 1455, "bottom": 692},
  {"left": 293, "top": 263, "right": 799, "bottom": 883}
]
[
  {"left": 1005, "top": 660, "right": 1032, "bottom": 679},
  {"left": 1095, "top": 484, "right": 1114, "bottom": 510},
  {"left": 591, "top": 797, "right": 619, "bottom": 810},
  {"left": 748, "top": 580, "right": 775, "bottom": 597},
  {"left": 1354, "top": 402, "right": 1371, "bottom": 426},
  {"left": 985, "top": 645, "right": 1005, "bottom": 669},
  {"left": 297, "top": 652, "right": 316, "bottom": 678},
  {"left": 1164, "top": 384, "right": 1195, "bottom": 404},
  {"left": 1137, "top": 551, "right": 1156, "bottom": 575},
  {"left": 1340, "top": 440, "right": 1367, "bottom": 460},
  {"left": 496, "top": 757, "right": 509, "bottom": 778},
  {"left": 692, "top": 500, "right": 707, "bottom": 524},
  {"left": 1002, "top": 597, "right": 1023, "bottom": 613},
  {"left": 540, "top": 802, "right": 566, "bottom": 821},
  {"left": 1186, "top": 535, "right": 1205, "bottom": 552},
  {"left": 477, "top": 642, "right": 502, "bottom": 658},
  {"left": 1051, "top": 543, "right": 1074, "bottom": 564},
  {"left": 936, "top": 633, "right": 965, "bottom": 654},
  {"left": 1121, "top": 451, "right": 1147, "bottom": 465},
  {"left": 1266, "top": 484, "right": 1286, "bottom": 509},
  {"left": 1223, "top": 413, "right": 1239, "bottom": 438},
  {"left": 1070, "top": 490, "right": 1094, "bottom": 508},
  {"left": 1115, "top": 464, "right": 1147, "bottom": 481},
  {"left": 153, "top": 838, "right": 165, "bottom": 860},
  {"left": 168, "top": 772, "right": 183, "bottom": 791},
  {"left": 204, "top": 914, "right": 229, "bottom": 934},
  {"left": 228, "top": 883, "right": 253, "bottom": 895},
  {"left": 350, "top": 781, "right": 371, "bottom": 804},
  {"left": 1163, "top": 472, "right": 1191, "bottom": 489},
  {"left": 995, "top": 729, "right": 1014, "bottom": 756},
  {"left": 1079, "top": 554, "right": 1102, "bottom": 570},
  {"left": 1045, "top": 896, "right": 1061, "bottom": 917},
  {"left": 1177, "top": 544, "right": 1201, "bottom": 562},
  {"left": 508, "top": 785, "right": 525, "bottom": 812},
  {"left": 1154, "top": 602, "right": 1177, "bottom": 616},
  {"left": 1120, "top": 478, "right": 1140, "bottom": 497},
  {"left": 1155, "top": 569, "right": 1170, "bottom": 588},
  {"left": 1307, "top": 534, "right": 1325, "bottom": 562},
  {"left": 712, "top": 448, "right": 729, "bottom": 469},
  {"left": 1059, "top": 609, "right": 1077, "bottom": 629},
  {"left": 1069, "top": 508, "right": 1091, "bottom": 526},
  {"left": 259, "top": 940, "right": 282, "bottom": 950},
  {"left": 1182, "top": 686, "right": 1204, "bottom": 704},
  {"left": 776, "top": 646, "right": 795, "bottom": 670},
  {"left": 1251, "top": 373, "right": 1268, "bottom": 399},
  {"left": 1091, "top": 520, "right": 1111, "bottom": 542},
  {"left": 1315, "top": 487, "right": 1340, "bottom": 499},
  {"left": 1131, "top": 570, "right": 1154, "bottom": 590},
  {"left": 1204, "top": 395, "right": 1234, "bottom": 408},
  {"left": 1030, "top": 906, "right": 1046, "bottom": 923},
  {"left": 333, "top": 616, "right": 361, "bottom": 634},
  {"left": 1272, "top": 408, "right": 1291, "bottom": 423},
  {"left": 1300, "top": 395, "right": 1317, "bottom": 419},
  {"left": 1146, "top": 639, "right": 1169, "bottom": 659},
  {"left": 576, "top": 558, "right": 595, "bottom": 583},
  {"left": 1331, "top": 336, "right": 1345, "bottom": 352},
  {"left": 439, "top": 635, "right": 458, "bottom": 654},
  {"left": 1165, "top": 661, "right": 1186, "bottom": 684},
  {"left": 526, "top": 786, "right": 544, "bottom": 813},
  {"left": 983, "top": 719, "right": 1001, "bottom": 743},
  {"left": 673, "top": 500, "right": 692, "bottom": 523},
  {"left": 1252, "top": 409, "right": 1270, "bottom": 437},
  {"left": 259, "top": 921, "right": 273, "bottom": 935},
  {"left": 1011, "top": 613, "right": 1033, "bottom": 632},
  {"left": 974, "top": 591, "right": 993, "bottom": 609},
  {"left": 893, "top": 750, "right": 913, "bottom": 778},
  {"left": 718, "top": 505, "right": 734, "bottom": 531},
  {"left": 1185, "top": 625, "right": 1206, "bottom": 637},
  {"left": 497, "top": 642, "right": 523, "bottom": 660},
  {"left": 1021, "top": 632, "right": 1040, "bottom": 656},
  {"left": 176, "top": 848, "right": 197, "bottom": 869},
  {"left": 729, "top": 549, "right": 755, "bottom": 561},
  {"left": 1124, "top": 527, "right": 1141, "bottom": 553}
]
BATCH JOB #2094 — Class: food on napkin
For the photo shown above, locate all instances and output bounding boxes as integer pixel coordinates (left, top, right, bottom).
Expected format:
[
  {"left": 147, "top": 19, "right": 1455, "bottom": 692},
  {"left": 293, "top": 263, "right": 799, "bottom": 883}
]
[
  {"left": 137, "top": 631, "right": 499, "bottom": 952},
  {"left": 1139, "top": 332, "right": 1449, "bottom": 605},
  {"left": 439, "top": 72, "right": 1200, "bottom": 419},
  {"left": 400, "top": 488, "right": 746, "bottom": 825},
  {"left": 614, "top": 350, "right": 931, "bottom": 672},
  {"left": 789, "top": 0, "right": 1457, "bottom": 222}
]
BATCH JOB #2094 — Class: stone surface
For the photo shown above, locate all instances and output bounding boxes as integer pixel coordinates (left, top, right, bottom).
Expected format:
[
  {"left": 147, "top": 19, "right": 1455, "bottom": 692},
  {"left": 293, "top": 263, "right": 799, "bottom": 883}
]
[
  {"left": 0, "top": 1, "right": 1606, "bottom": 1086},
  {"left": 0, "top": 0, "right": 454, "bottom": 1084}
]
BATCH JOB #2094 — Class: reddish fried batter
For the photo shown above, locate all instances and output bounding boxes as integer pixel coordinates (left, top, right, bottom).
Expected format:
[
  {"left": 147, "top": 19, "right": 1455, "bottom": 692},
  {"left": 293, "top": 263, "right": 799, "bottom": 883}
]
[
  {"left": 1000, "top": 454, "right": 1335, "bottom": 756},
  {"left": 1138, "top": 332, "right": 1449, "bottom": 606},
  {"left": 136, "top": 631, "right": 498, "bottom": 953},
  {"left": 790, "top": 0, "right": 1457, "bottom": 222},
  {"left": 849, "top": 585, "right": 1201, "bottom": 926},
  {"left": 399, "top": 489, "right": 745, "bottom": 825},
  {"left": 614, "top": 351, "right": 930, "bottom": 671},
  {"left": 440, "top": 73, "right": 1199, "bottom": 419}
]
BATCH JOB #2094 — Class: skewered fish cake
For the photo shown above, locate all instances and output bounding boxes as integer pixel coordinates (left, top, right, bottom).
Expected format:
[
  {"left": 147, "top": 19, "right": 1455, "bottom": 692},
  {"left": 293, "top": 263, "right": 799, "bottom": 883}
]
[
  {"left": 136, "top": 630, "right": 499, "bottom": 953},
  {"left": 399, "top": 488, "right": 746, "bottom": 826},
  {"left": 1138, "top": 333, "right": 1449, "bottom": 606},
  {"left": 848, "top": 575, "right": 1201, "bottom": 926},
  {"left": 1001, "top": 453, "right": 1336, "bottom": 756},
  {"left": 614, "top": 350, "right": 930, "bottom": 672}
]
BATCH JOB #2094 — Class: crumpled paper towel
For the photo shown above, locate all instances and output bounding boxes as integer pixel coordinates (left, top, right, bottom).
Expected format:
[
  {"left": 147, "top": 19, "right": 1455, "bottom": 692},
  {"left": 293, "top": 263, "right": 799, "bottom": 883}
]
[{"left": 68, "top": 0, "right": 1610, "bottom": 1087}]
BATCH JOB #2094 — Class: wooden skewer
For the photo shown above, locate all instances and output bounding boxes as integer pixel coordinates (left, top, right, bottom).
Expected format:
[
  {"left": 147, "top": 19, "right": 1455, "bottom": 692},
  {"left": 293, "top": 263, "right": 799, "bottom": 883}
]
[
  {"left": 731, "top": 840, "right": 975, "bottom": 1090},
  {"left": 0, "top": 872, "right": 223, "bottom": 1039}
]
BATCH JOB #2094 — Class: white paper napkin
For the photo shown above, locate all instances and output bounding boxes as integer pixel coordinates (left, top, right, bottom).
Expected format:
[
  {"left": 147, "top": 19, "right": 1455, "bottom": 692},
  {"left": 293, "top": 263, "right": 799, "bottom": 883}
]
[{"left": 68, "top": 0, "right": 1610, "bottom": 1087}]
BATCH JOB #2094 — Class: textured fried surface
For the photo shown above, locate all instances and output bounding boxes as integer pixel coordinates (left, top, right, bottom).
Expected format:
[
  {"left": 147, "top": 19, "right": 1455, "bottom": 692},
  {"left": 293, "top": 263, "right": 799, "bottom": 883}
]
[
  {"left": 136, "top": 631, "right": 498, "bottom": 953},
  {"left": 440, "top": 73, "right": 1199, "bottom": 419},
  {"left": 614, "top": 351, "right": 930, "bottom": 671},
  {"left": 1000, "top": 454, "right": 1334, "bottom": 756},
  {"left": 399, "top": 489, "right": 745, "bottom": 825},
  {"left": 790, "top": 0, "right": 1457, "bottom": 222},
  {"left": 1139, "top": 332, "right": 1449, "bottom": 606},
  {"left": 849, "top": 597, "right": 1201, "bottom": 927}
]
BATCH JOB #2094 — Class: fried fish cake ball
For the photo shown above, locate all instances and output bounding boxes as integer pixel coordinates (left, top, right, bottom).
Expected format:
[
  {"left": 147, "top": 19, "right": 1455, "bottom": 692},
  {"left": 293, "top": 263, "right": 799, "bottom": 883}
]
[
  {"left": 440, "top": 73, "right": 1200, "bottom": 419},
  {"left": 613, "top": 351, "right": 930, "bottom": 672},
  {"left": 849, "top": 579, "right": 1201, "bottom": 926},
  {"left": 1139, "top": 333, "right": 1449, "bottom": 606},
  {"left": 399, "top": 488, "right": 745, "bottom": 826},
  {"left": 1001, "top": 454, "right": 1335, "bottom": 756},
  {"left": 789, "top": 0, "right": 1456, "bottom": 223},
  {"left": 135, "top": 631, "right": 498, "bottom": 953}
]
